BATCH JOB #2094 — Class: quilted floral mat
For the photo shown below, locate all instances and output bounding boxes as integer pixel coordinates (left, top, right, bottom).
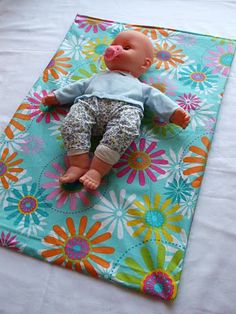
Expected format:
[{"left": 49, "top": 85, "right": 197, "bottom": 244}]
[{"left": 0, "top": 14, "right": 235, "bottom": 300}]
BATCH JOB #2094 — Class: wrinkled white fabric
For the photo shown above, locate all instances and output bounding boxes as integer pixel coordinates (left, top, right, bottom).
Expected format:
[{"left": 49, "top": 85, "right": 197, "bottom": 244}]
[{"left": 0, "top": 0, "right": 236, "bottom": 313}]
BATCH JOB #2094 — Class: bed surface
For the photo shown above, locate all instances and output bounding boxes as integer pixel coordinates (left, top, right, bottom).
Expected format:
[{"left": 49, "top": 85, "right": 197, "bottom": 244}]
[{"left": 0, "top": 0, "right": 236, "bottom": 313}]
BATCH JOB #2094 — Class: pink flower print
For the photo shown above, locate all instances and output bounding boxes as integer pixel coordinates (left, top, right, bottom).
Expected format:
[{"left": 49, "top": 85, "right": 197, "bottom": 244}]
[
  {"left": 175, "top": 34, "right": 196, "bottom": 47},
  {"left": 205, "top": 117, "right": 216, "bottom": 134},
  {"left": 75, "top": 15, "right": 113, "bottom": 33},
  {"left": 176, "top": 93, "right": 201, "bottom": 112},
  {"left": 0, "top": 231, "right": 21, "bottom": 252},
  {"left": 114, "top": 138, "right": 168, "bottom": 186},
  {"left": 42, "top": 158, "right": 99, "bottom": 210},
  {"left": 21, "top": 135, "right": 44, "bottom": 154},
  {"left": 205, "top": 44, "right": 234, "bottom": 76},
  {"left": 28, "top": 90, "right": 68, "bottom": 123}
]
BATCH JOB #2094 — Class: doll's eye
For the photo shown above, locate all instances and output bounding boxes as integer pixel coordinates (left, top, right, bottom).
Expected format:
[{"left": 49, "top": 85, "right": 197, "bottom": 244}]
[{"left": 124, "top": 45, "right": 131, "bottom": 50}]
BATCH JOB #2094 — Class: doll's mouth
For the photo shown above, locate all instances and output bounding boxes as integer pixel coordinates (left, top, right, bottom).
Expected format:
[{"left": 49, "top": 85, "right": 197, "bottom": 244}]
[{"left": 104, "top": 45, "right": 123, "bottom": 61}]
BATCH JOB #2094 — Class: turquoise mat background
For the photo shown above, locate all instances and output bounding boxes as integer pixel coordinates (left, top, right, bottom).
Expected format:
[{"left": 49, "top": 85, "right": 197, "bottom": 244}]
[{"left": 0, "top": 14, "right": 235, "bottom": 300}]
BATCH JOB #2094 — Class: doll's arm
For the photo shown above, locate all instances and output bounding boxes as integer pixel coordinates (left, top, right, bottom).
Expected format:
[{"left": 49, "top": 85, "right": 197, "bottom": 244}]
[
  {"left": 144, "top": 85, "right": 190, "bottom": 128},
  {"left": 42, "top": 77, "right": 92, "bottom": 106}
]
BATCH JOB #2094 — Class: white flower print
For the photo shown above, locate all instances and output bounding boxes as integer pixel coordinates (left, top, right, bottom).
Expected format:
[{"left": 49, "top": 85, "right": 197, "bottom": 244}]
[
  {"left": 179, "top": 193, "right": 198, "bottom": 219},
  {"left": 195, "top": 82, "right": 218, "bottom": 95},
  {"left": 17, "top": 214, "right": 47, "bottom": 237},
  {"left": 48, "top": 119, "right": 64, "bottom": 138},
  {"left": 162, "top": 147, "right": 187, "bottom": 181},
  {"left": 190, "top": 101, "right": 216, "bottom": 131},
  {"left": 62, "top": 34, "right": 90, "bottom": 60},
  {"left": 157, "top": 31, "right": 182, "bottom": 46},
  {"left": 97, "top": 262, "right": 119, "bottom": 280},
  {"left": 92, "top": 189, "right": 136, "bottom": 239},
  {"left": 0, "top": 129, "right": 30, "bottom": 152}
]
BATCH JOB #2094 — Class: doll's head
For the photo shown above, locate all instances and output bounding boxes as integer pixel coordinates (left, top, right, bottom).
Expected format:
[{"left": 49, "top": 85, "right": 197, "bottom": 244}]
[{"left": 104, "top": 31, "right": 154, "bottom": 78}]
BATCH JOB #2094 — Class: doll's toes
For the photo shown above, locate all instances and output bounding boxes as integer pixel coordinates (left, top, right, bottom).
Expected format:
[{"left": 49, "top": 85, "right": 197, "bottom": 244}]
[
  {"left": 80, "top": 170, "right": 102, "bottom": 190},
  {"left": 185, "top": 114, "right": 191, "bottom": 123}
]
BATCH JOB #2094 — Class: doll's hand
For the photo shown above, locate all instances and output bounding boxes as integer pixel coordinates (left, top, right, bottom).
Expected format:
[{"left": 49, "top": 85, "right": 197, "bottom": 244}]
[
  {"left": 42, "top": 93, "right": 60, "bottom": 106},
  {"left": 170, "top": 108, "right": 190, "bottom": 129}
]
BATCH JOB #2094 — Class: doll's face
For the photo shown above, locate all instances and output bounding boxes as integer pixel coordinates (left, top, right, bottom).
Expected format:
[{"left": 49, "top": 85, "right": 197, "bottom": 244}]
[{"left": 104, "top": 31, "right": 154, "bottom": 78}]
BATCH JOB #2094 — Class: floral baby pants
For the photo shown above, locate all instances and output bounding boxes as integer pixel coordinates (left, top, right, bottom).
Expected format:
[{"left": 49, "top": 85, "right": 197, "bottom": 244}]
[{"left": 61, "top": 96, "right": 143, "bottom": 165}]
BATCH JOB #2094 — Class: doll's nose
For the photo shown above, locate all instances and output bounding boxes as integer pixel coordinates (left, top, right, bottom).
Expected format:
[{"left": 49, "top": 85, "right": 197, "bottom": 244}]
[{"left": 104, "top": 45, "right": 123, "bottom": 61}]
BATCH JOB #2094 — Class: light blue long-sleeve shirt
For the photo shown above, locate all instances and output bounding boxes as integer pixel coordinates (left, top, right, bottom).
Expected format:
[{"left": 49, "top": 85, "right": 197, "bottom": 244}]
[{"left": 54, "top": 71, "right": 179, "bottom": 122}]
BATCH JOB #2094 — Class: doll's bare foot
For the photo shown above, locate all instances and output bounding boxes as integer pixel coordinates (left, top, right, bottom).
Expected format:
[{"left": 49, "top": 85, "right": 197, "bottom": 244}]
[
  {"left": 80, "top": 169, "right": 102, "bottom": 190},
  {"left": 59, "top": 166, "right": 88, "bottom": 184}
]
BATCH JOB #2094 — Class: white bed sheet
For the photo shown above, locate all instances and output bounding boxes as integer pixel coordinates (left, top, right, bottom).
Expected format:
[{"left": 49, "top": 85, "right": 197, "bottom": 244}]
[{"left": 0, "top": 0, "right": 236, "bottom": 313}]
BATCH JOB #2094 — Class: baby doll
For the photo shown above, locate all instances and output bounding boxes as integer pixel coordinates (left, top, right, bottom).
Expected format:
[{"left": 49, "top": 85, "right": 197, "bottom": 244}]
[{"left": 42, "top": 30, "right": 190, "bottom": 190}]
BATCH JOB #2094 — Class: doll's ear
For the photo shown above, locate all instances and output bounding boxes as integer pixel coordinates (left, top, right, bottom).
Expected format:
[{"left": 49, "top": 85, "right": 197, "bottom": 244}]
[{"left": 141, "top": 57, "right": 152, "bottom": 71}]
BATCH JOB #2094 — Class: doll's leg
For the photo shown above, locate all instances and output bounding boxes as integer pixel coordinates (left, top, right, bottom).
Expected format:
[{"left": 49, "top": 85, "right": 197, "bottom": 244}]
[
  {"left": 60, "top": 100, "right": 96, "bottom": 183},
  {"left": 80, "top": 105, "right": 142, "bottom": 190}
]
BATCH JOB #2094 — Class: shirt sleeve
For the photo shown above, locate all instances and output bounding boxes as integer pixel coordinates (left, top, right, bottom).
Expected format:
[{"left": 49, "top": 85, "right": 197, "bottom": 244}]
[
  {"left": 143, "top": 84, "right": 179, "bottom": 122},
  {"left": 54, "top": 77, "right": 92, "bottom": 105}
]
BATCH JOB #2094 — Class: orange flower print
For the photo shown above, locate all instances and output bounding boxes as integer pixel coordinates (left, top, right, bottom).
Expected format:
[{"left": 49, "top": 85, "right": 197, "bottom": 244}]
[
  {"left": 5, "top": 103, "right": 32, "bottom": 139},
  {"left": 43, "top": 50, "right": 72, "bottom": 82},
  {"left": 183, "top": 136, "right": 210, "bottom": 188},
  {"left": 41, "top": 216, "right": 115, "bottom": 277},
  {"left": 132, "top": 26, "right": 169, "bottom": 40},
  {"left": 154, "top": 43, "right": 186, "bottom": 70},
  {"left": 0, "top": 148, "right": 24, "bottom": 189}
]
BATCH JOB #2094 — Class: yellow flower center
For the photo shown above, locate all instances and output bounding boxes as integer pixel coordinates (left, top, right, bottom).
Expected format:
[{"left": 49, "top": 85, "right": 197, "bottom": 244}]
[
  {"left": 128, "top": 151, "right": 151, "bottom": 170},
  {"left": 87, "top": 19, "right": 99, "bottom": 26}
]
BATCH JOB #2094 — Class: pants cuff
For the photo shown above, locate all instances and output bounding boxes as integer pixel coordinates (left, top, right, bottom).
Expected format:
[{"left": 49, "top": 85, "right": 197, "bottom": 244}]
[
  {"left": 95, "top": 145, "right": 120, "bottom": 165},
  {"left": 67, "top": 149, "right": 89, "bottom": 156}
]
